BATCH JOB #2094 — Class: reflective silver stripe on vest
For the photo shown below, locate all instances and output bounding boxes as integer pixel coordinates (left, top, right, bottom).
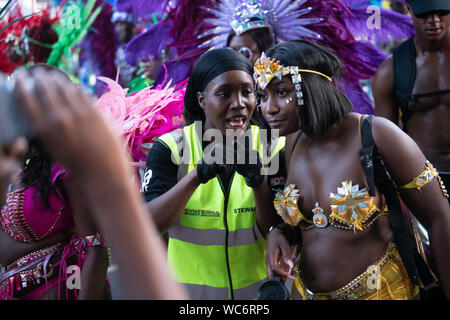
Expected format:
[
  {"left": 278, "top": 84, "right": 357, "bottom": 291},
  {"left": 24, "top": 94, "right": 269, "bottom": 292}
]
[
  {"left": 233, "top": 277, "right": 268, "bottom": 300},
  {"left": 182, "top": 283, "right": 230, "bottom": 300},
  {"left": 169, "top": 222, "right": 264, "bottom": 247},
  {"left": 181, "top": 278, "right": 268, "bottom": 300}
]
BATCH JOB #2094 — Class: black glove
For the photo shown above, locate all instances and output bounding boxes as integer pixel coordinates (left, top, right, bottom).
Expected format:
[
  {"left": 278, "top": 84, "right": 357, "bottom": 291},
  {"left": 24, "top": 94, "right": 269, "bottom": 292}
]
[
  {"left": 234, "top": 136, "right": 264, "bottom": 188},
  {"left": 196, "top": 143, "right": 234, "bottom": 184}
]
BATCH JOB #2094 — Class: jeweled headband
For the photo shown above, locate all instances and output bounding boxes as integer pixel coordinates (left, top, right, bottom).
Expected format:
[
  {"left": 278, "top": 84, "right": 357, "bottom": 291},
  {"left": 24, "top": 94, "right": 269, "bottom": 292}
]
[{"left": 253, "top": 52, "right": 332, "bottom": 106}]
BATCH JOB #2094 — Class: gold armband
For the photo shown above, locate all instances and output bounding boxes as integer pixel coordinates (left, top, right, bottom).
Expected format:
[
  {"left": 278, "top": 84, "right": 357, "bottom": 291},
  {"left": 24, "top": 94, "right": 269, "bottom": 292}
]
[
  {"left": 400, "top": 161, "right": 448, "bottom": 198},
  {"left": 400, "top": 161, "right": 437, "bottom": 190}
]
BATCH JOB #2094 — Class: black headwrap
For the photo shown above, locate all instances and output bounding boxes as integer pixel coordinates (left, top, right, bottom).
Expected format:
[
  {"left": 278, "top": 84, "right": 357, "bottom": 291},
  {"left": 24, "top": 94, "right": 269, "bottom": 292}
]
[{"left": 184, "top": 48, "right": 254, "bottom": 125}]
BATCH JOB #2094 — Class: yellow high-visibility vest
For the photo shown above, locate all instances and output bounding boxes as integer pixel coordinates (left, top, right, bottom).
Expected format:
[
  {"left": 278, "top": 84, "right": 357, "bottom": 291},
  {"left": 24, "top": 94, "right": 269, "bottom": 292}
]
[{"left": 158, "top": 122, "right": 284, "bottom": 299}]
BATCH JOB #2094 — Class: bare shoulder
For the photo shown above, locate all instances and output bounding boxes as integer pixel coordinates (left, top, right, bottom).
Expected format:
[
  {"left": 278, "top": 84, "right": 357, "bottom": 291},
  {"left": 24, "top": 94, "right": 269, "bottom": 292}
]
[
  {"left": 372, "top": 55, "right": 394, "bottom": 100},
  {"left": 372, "top": 55, "right": 400, "bottom": 121},
  {"left": 371, "top": 116, "right": 426, "bottom": 183},
  {"left": 371, "top": 116, "right": 417, "bottom": 154},
  {"left": 373, "top": 55, "right": 394, "bottom": 85}
]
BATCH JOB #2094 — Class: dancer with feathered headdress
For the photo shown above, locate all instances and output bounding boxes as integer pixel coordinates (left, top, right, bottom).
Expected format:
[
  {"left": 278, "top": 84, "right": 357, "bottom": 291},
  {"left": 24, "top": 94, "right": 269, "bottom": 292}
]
[{"left": 158, "top": 0, "right": 415, "bottom": 114}]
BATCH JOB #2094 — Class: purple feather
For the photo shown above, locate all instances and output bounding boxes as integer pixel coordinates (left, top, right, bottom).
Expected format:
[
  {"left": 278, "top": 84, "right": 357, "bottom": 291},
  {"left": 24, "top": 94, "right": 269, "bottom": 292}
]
[
  {"left": 124, "top": 20, "right": 173, "bottom": 66},
  {"left": 343, "top": 6, "right": 415, "bottom": 43},
  {"left": 342, "top": 80, "right": 375, "bottom": 115},
  {"left": 78, "top": 0, "right": 118, "bottom": 96},
  {"left": 153, "top": 58, "right": 192, "bottom": 87},
  {"left": 114, "top": 0, "right": 170, "bottom": 20},
  {"left": 163, "top": 0, "right": 216, "bottom": 75}
]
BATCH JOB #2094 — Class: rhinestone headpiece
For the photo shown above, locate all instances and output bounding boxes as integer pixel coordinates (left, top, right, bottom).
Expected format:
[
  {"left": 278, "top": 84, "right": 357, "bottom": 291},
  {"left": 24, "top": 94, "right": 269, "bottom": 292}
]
[
  {"left": 199, "top": 0, "right": 324, "bottom": 50},
  {"left": 254, "top": 52, "right": 331, "bottom": 106},
  {"left": 230, "top": 0, "right": 271, "bottom": 35},
  {"left": 253, "top": 52, "right": 290, "bottom": 89}
]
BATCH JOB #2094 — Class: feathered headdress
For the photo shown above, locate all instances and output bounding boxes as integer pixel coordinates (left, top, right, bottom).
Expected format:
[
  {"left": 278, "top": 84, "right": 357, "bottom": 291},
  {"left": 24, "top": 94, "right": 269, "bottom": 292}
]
[
  {"left": 167, "top": 0, "right": 379, "bottom": 113},
  {"left": 77, "top": 0, "right": 118, "bottom": 96},
  {"left": 198, "top": 0, "right": 326, "bottom": 49},
  {"left": 148, "top": 0, "right": 414, "bottom": 114},
  {"left": 111, "top": 0, "right": 171, "bottom": 24},
  {"left": 340, "top": 0, "right": 415, "bottom": 43}
]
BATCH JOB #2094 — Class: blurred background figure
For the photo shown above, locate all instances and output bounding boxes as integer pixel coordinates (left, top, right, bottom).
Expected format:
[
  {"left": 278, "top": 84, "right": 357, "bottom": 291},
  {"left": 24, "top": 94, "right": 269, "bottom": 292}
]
[{"left": 0, "top": 65, "right": 110, "bottom": 300}]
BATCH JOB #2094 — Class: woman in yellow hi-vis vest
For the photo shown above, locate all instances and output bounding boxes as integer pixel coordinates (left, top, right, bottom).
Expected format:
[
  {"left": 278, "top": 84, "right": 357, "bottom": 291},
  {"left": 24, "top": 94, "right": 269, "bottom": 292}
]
[{"left": 142, "top": 48, "right": 284, "bottom": 299}]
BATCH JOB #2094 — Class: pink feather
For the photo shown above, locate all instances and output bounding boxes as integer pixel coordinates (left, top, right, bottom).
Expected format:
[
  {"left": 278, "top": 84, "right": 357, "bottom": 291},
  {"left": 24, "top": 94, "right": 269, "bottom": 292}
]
[{"left": 95, "top": 76, "right": 186, "bottom": 166}]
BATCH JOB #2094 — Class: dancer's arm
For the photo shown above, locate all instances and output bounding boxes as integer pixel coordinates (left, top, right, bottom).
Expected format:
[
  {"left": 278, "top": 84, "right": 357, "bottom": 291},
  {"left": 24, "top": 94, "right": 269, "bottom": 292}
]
[
  {"left": 145, "top": 168, "right": 201, "bottom": 234},
  {"left": 373, "top": 116, "right": 450, "bottom": 298},
  {"left": 63, "top": 177, "right": 109, "bottom": 300}
]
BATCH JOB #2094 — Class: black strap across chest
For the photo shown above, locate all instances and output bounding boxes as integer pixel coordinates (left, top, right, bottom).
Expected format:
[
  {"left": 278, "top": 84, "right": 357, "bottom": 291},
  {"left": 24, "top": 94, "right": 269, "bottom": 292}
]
[{"left": 393, "top": 38, "right": 450, "bottom": 129}]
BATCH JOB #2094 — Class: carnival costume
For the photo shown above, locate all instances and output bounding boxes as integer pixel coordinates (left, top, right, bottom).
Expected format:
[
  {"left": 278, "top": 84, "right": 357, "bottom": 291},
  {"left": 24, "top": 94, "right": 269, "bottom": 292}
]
[
  {"left": 254, "top": 52, "right": 448, "bottom": 300},
  {"left": 158, "top": 0, "right": 415, "bottom": 114},
  {"left": 118, "top": 0, "right": 195, "bottom": 90},
  {"left": 284, "top": 160, "right": 447, "bottom": 300},
  {"left": 0, "top": 1, "right": 61, "bottom": 74},
  {"left": 0, "top": 0, "right": 103, "bottom": 88},
  {"left": 0, "top": 164, "right": 108, "bottom": 300}
]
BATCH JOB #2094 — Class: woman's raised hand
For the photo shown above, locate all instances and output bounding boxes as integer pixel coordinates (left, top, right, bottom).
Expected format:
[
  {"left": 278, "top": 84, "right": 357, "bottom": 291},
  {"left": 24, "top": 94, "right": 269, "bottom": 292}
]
[{"left": 14, "top": 69, "right": 127, "bottom": 177}]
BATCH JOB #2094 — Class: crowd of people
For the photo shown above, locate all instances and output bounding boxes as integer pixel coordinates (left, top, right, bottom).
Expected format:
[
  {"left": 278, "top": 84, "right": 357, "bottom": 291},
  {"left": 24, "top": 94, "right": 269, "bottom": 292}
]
[{"left": 0, "top": 0, "right": 449, "bottom": 301}]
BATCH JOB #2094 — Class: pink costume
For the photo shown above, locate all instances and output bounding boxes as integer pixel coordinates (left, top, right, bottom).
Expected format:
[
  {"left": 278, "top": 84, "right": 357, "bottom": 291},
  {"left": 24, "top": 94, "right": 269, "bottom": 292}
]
[{"left": 0, "top": 163, "right": 99, "bottom": 300}]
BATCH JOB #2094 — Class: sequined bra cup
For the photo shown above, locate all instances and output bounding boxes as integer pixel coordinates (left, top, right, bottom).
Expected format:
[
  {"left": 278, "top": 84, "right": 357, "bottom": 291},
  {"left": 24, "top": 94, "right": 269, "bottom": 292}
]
[
  {"left": 274, "top": 159, "right": 446, "bottom": 231},
  {"left": 274, "top": 181, "right": 387, "bottom": 231},
  {"left": 0, "top": 164, "right": 74, "bottom": 243}
]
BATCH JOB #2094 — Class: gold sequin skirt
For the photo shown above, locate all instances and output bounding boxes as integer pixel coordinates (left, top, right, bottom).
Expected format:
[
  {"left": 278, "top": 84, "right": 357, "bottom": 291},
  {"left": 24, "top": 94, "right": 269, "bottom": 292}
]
[{"left": 292, "top": 243, "right": 419, "bottom": 300}]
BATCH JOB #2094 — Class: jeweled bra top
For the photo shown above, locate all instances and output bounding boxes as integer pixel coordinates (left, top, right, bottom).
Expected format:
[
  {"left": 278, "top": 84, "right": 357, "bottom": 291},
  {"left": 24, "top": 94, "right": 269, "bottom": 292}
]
[
  {"left": 274, "top": 181, "right": 388, "bottom": 231},
  {"left": 0, "top": 164, "right": 74, "bottom": 243},
  {"left": 274, "top": 159, "right": 444, "bottom": 231}
]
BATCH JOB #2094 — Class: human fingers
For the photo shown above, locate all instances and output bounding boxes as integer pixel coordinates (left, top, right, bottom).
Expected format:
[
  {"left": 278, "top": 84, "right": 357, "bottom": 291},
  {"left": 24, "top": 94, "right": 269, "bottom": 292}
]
[
  {"left": 273, "top": 252, "right": 295, "bottom": 280},
  {"left": 265, "top": 242, "right": 281, "bottom": 279},
  {"left": 266, "top": 245, "right": 292, "bottom": 281},
  {"left": 32, "top": 70, "right": 70, "bottom": 118},
  {"left": 266, "top": 237, "right": 292, "bottom": 280},
  {"left": 265, "top": 247, "right": 274, "bottom": 279},
  {"left": 51, "top": 70, "right": 94, "bottom": 115},
  {"left": 14, "top": 70, "right": 47, "bottom": 132},
  {"left": 233, "top": 139, "right": 245, "bottom": 164},
  {"left": 276, "top": 234, "right": 297, "bottom": 280},
  {"left": 14, "top": 70, "right": 72, "bottom": 154},
  {"left": 222, "top": 144, "right": 235, "bottom": 166}
]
